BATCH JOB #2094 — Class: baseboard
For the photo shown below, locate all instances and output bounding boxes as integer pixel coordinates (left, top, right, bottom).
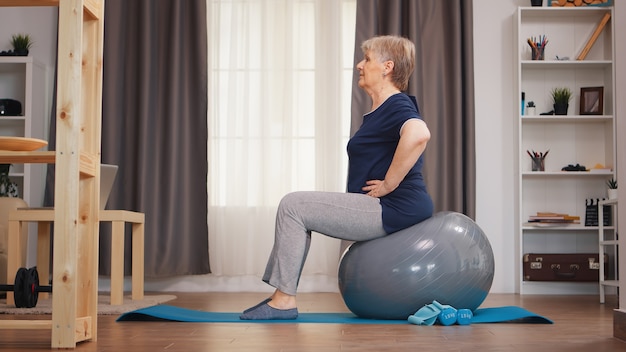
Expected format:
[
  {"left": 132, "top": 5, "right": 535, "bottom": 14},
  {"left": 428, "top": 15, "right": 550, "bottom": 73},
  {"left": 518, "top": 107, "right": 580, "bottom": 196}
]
[
  {"left": 101, "top": 274, "right": 342, "bottom": 293},
  {"left": 614, "top": 309, "right": 626, "bottom": 341}
]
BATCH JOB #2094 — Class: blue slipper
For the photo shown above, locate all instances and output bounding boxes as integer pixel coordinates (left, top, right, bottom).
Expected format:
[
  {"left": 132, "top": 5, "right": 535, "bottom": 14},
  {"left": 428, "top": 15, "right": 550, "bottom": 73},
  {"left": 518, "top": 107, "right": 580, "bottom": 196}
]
[
  {"left": 242, "top": 298, "right": 271, "bottom": 313},
  {"left": 239, "top": 303, "right": 298, "bottom": 320}
]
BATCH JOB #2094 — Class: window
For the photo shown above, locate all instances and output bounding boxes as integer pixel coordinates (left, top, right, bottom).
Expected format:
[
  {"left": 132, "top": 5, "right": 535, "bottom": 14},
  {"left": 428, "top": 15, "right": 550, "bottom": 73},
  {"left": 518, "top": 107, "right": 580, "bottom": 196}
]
[
  {"left": 206, "top": 0, "right": 357, "bottom": 281},
  {"left": 208, "top": 0, "right": 356, "bottom": 207}
]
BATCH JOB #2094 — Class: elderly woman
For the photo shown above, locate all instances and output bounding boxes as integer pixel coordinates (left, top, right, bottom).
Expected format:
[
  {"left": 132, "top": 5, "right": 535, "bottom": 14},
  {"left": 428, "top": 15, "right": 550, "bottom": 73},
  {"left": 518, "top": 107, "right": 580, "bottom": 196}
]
[{"left": 241, "top": 35, "right": 433, "bottom": 320}]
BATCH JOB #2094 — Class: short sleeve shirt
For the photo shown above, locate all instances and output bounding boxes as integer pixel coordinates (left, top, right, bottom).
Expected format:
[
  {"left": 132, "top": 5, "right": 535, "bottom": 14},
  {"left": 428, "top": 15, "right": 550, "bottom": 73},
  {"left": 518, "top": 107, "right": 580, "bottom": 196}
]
[{"left": 346, "top": 93, "right": 433, "bottom": 233}]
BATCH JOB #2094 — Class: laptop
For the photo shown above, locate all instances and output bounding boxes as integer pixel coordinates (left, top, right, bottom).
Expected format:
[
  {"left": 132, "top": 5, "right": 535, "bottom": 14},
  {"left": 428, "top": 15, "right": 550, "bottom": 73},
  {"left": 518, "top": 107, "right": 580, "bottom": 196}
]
[
  {"left": 99, "top": 164, "right": 118, "bottom": 210},
  {"left": 19, "top": 164, "right": 118, "bottom": 211}
]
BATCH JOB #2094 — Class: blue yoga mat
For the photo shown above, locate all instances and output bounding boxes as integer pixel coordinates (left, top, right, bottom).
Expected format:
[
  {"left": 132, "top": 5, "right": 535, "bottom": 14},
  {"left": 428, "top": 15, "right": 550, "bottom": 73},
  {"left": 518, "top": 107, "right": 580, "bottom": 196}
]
[{"left": 116, "top": 305, "right": 553, "bottom": 324}]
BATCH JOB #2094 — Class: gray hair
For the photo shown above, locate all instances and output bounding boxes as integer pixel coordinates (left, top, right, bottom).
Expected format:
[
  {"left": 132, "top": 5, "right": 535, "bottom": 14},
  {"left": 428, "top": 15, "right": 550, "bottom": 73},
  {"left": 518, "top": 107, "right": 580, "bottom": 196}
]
[{"left": 361, "top": 35, "right": 415, "bottom": 91}]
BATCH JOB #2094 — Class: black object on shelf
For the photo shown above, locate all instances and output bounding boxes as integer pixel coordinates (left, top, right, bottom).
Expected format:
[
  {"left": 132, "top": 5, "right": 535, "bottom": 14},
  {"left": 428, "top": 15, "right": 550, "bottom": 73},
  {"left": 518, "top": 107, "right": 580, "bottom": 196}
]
[
  {"left": 561, "top": 164, "right": 586, "bottom": 172},
  {"left": 584, "top": 198, "right": 612, "bottom": 227},
  {"left": 0, "top": 99, "right": 22, "bottom": 116}
]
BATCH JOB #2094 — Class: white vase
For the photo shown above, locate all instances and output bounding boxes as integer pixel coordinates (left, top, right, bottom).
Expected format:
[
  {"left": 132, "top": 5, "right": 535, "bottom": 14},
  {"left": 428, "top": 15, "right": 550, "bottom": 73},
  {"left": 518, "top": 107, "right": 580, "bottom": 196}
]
[
  {"left": 526, "top": 107, "right": 536, "bottom": 116},
  {"left": 607, "top": 188, "right": 618, "bottom": 199}
]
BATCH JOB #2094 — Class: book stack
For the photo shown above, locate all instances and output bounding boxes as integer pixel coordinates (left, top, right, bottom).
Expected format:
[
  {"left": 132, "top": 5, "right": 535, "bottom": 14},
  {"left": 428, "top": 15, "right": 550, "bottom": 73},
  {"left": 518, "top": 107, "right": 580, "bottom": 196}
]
[{"left": 527, "top": 212, "right": 580, "bottom": 226}]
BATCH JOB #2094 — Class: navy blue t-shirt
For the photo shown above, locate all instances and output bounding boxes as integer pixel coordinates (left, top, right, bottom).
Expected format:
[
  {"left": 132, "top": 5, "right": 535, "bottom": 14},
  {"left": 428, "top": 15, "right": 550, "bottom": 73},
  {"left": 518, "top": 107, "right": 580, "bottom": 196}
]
[{"left": 346, "top": 93, "right": 433, "bottom": 233}]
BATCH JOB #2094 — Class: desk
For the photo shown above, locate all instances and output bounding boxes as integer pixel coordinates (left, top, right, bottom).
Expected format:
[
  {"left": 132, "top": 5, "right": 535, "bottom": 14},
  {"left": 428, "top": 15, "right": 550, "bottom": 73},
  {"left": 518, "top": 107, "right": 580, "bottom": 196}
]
[
  {"left": 100, "top": 210, "right": 145, "bottom": 304},
  {"left": 6, "top": 209, "right": 145, "bottom": 306}
]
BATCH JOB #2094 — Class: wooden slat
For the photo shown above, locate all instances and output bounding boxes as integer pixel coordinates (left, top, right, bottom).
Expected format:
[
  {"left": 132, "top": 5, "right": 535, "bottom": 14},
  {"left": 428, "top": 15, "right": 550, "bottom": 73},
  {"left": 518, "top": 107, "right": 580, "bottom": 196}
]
[
  {"left": 0, "top": 0, "right": 102, "bottom": 20},
  {"left": 0, "top": 151, "right": 55, "bottom": 164},
  {"left": 9, "top": 208, "right": 55, "bottom": 221},
  {"left": 36, "top": 221, "right": 52, "bottom": 300},
  {"left": 0, "top": 151, "right": 97, "bottom": 177},
  {"left": 78, "top": 0, "right": 105, "bottom": 341},
  {"left": 100, "top": 210, "right": 145, "bottom": 223},
  {"left": 73, "top": 317, "right": 93, "bottom": 343},
  {"left": 0, "top": 317, "right": 90, "bottom": 337},
  {"left": 0, "top": 0, "right": 58, "bottom": 6},
  {"left": 109, "top": 220, "right": 125, "bottom": 305},
  {"left": 0, "top": 320, "right": 53, "bottom": 330},
  {"left": 5, "top": 217, "right": 22, "bottom": 306},
  {"left": 132, "top": 221, "right": 145, "bottom": 301},
  {"left": 83, "top": 0, "right": 102, "bottom": 20},
  {"left": 80, "top": 152, "right": 99, "bottom": 177},
  {"left": 51, "top": 0, "right": 84, "bottom": 347}
]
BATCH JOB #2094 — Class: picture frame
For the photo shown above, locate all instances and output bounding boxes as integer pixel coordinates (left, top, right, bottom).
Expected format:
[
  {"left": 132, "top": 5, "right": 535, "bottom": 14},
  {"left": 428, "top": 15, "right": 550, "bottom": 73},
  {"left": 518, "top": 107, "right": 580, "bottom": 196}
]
[{"left": 579, "top": 87, "right": 603, "bottom": 115}]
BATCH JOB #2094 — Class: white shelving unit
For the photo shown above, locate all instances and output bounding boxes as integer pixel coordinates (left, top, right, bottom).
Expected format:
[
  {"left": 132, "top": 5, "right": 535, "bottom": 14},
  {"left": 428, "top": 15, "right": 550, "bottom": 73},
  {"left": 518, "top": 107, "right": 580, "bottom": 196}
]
[
  {"left": 515, "top": 6, "right": 617, "bottom": 295},
  {"left": 0, "top": 56, "right": 47, "bottom": 208},
  {"left": 599, "top": 197, "right": 618, "bottom": 303}
]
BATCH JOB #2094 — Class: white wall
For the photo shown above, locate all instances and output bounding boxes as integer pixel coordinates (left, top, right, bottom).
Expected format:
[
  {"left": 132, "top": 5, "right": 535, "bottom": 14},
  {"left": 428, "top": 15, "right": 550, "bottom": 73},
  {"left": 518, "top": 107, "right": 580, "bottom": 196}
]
[
  {"left": 474, "top": 0, "right": 625, "bottom": 294},
  {"left": 614, "top": 0, "right": 625, "bottom": 309},
  {"left": 1, "top": 2, "right": 623, "bottom": 295},
  {"left": 473, "top": 0, "right": 525, "bottom": 293}
]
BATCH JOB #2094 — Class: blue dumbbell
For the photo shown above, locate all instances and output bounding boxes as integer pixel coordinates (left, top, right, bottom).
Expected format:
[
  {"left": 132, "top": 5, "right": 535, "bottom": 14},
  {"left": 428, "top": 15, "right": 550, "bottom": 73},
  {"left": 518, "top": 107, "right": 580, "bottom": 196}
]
[
  {"left": 432, "top": 301, "right": 457, "bottom": 326},
  {"left": 456, "top": 309, "right": 473, "bottom": 325}
]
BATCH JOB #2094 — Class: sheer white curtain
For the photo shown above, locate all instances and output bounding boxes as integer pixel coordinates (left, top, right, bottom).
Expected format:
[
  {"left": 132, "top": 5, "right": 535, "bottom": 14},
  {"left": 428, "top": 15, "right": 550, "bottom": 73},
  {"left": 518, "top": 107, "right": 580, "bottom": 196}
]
[{"left": 207, "top": 0, "right": 356, "bottom": 292}]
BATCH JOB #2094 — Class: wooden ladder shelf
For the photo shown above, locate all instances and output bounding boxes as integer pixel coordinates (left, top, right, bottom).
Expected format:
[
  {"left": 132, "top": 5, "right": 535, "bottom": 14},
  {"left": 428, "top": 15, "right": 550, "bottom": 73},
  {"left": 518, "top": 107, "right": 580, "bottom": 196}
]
[{"left": 0, "top": 0, "right": 104, "bottom": 349}]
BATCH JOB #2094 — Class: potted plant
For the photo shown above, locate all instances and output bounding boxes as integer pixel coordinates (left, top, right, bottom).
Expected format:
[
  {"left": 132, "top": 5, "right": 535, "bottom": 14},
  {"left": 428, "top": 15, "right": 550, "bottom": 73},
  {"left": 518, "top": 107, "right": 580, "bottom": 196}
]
[
  {"left": 606, "top": 177, "right": 617, "bottom": 199},
  {"left": 550, "top": 87, "right": 572, "bottom": 115},
  {"left": 526, "top": 101, "right": 536, "bottom": 115},
  {"left": 10, "top": 33, "right": 33, "bottom": 56},
  {"left": 0, "top": 164, "right": 19, "bottom": 197}
]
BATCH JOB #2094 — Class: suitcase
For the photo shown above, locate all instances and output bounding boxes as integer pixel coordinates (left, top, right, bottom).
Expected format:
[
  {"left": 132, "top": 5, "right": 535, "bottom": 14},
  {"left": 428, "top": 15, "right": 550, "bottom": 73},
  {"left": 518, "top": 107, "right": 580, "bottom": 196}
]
[{"left": 523, "top": 253, "right": 608, "bottom": 282}]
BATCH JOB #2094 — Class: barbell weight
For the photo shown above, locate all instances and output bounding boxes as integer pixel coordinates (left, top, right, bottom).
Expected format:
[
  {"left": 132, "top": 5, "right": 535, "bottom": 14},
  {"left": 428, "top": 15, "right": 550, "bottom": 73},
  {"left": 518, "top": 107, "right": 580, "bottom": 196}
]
[{"left": 0, "top": 266, "right": 52, "bottom": 308}]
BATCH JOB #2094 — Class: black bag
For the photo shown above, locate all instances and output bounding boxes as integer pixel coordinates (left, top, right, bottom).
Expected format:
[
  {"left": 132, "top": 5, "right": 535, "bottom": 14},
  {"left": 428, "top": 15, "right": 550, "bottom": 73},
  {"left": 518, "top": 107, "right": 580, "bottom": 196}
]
[{"left": 0, "top": 99, "right": 22, "bottom": 116}]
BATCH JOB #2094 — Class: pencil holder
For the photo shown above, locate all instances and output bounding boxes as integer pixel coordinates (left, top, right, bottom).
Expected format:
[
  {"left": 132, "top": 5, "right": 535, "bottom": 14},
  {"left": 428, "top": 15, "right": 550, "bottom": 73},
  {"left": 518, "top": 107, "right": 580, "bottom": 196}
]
[
  {"left": 531, "top": 157, "right": 545, "bottom": 172},
  {"left": 531, "top": 47, "right": 545, "bottom": 60}
]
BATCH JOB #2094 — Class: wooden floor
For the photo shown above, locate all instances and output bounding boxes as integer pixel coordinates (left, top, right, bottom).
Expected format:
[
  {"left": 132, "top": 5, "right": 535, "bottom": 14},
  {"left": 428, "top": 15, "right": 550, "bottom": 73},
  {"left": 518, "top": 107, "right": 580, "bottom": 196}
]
[{"left": 0, "top": 292, "right": 625, "bottom": 351}]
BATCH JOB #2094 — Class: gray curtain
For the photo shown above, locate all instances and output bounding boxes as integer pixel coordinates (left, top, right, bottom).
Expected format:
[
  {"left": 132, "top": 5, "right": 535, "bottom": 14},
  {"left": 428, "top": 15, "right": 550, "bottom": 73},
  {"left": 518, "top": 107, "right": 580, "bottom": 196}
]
[
  {"left": 100, "top": 0, "right": 209, "bottom": 277},
  {"left": 352, "top": 0, "right": 475, "bottom": 218},
  {"left": 46, "top": 0, "right": 210, "bottom": 278}
]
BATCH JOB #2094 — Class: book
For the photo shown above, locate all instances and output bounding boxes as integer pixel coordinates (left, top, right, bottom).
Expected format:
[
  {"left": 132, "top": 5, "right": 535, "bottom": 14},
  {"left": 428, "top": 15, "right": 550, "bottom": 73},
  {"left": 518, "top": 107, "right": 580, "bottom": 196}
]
[
  {"left": 528, "top": 215, "right": 580, "bottom": 221},
  {"left": 528, "top": 212, "right": 580, "bottom": 224}
]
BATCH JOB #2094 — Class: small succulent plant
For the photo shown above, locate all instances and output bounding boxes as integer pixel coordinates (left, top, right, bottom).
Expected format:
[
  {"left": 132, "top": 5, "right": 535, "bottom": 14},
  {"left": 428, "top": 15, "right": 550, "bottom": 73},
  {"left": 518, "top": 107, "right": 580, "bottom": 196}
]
[{"left": 606, "top": 177, "right": 617, "bottom": 189}]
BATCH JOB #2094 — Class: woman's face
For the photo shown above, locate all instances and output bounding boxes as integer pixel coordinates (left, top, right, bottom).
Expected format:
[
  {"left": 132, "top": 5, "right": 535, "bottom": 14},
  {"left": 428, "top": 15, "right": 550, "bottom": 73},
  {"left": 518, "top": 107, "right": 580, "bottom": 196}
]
[{"left": 356, "top": 50, "right": 386, "bottom": 90}]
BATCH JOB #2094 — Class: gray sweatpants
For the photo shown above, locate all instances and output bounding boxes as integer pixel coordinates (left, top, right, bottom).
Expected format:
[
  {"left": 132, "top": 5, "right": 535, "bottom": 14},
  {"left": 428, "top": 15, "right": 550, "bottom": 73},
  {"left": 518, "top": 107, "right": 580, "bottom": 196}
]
[{"left": 262, "top": 191, "right": 386, "bottom": 295}]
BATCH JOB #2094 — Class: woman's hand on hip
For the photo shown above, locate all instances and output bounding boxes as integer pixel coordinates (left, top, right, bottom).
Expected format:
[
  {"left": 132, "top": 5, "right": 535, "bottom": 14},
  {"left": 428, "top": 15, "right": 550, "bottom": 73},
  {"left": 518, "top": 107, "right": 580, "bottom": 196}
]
[{"left": 363, "top": 179, "right": 393, "bottom": 198}]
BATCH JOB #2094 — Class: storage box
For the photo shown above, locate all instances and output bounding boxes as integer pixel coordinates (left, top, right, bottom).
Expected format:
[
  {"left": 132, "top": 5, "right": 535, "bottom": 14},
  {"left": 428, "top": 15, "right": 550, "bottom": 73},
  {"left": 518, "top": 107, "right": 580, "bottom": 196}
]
[{"left": 523, "top": 253, "right": 607, "bottom": 282}]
